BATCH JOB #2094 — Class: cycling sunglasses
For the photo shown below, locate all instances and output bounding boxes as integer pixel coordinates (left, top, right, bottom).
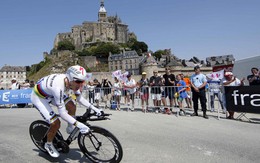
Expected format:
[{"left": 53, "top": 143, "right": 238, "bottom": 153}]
[{"left": 74, "top": 80, "right": 85, "bottom": 84}]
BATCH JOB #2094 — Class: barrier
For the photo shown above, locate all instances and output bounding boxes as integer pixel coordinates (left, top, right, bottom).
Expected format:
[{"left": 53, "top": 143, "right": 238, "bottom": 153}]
[
  {"left": 0, "top": 89, "right": 32, "bottom": 106},
  {"left": 207, "top": 84, "right": 226, "bottom": 119},
  {"left": 81, "top": 86, "right": 193, "bottom": 113}
]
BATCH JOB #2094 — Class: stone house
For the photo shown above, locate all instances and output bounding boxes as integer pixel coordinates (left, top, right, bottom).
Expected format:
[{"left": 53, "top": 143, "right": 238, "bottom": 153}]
[
  {"left": 108, "top": 50, "right": 142, "bottom": 75},
  {"left": 0, "top": 65, "right": 26, "bottom": 89}
]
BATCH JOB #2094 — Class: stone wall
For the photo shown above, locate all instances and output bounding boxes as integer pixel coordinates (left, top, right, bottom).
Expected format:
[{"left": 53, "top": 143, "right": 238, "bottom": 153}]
[{"left": 81, "top": 56, "right": 97, "bottom": 68}]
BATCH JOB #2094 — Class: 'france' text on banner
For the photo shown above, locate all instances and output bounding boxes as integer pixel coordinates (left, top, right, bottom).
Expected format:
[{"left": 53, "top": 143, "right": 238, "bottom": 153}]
[
  {"left": 225, "top": 86, "right": 260, "bottom": 114},
  {"left": 0, "top": 89, "right": 32, "bottom": 104}
]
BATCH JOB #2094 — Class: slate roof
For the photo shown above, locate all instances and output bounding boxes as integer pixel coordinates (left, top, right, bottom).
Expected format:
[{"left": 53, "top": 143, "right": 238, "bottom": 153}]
[
  {"left": 0, "top": 66, "right": 26, "bottom": 72},
  {"left": 108, "top": 50, "right": 139, "bottom": 61}
]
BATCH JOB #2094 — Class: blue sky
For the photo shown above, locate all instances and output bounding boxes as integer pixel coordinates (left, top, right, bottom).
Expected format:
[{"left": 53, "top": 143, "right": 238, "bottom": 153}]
[{"left": 0, "top": 0, "right": 260, "bottom": 67}]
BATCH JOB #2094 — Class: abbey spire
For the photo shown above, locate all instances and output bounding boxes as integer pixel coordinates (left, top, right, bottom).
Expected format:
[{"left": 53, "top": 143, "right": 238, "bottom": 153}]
[{"left": 98, "top": 0, "right": 107, "bottom": 22}]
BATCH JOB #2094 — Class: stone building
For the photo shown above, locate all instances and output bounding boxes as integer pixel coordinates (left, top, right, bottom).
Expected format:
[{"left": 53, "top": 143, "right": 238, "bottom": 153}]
[
  {"left": 0, "top": 65, "right": 26, "bottom": 89},
  {"left": 108, "top": 50, "right": 142, "bottom": 75},
  {"left": 54, "top": 0, "right": 131, "bottom": 50},
  {"left": 140, "top": 54, "right": 158, "bottom": 77},
  {"left": 206, "top": 55, "right": 235, "bottom": 66}
]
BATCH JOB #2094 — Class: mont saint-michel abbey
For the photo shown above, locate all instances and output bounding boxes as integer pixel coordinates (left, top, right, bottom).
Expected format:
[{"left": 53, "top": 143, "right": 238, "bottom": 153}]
[{"left": 54, "top": 0, "right": 130, "bottom": 50}]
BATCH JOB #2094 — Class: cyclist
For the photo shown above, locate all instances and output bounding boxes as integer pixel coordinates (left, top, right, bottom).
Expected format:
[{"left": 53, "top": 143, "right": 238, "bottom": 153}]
[{"left": 31, "top": 65, "right": 102, "bottom": 158}]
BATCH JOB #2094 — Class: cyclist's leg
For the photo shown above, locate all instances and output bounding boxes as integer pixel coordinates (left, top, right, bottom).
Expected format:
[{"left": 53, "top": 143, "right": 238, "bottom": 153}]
[{"left": 31, "top": 93, "right": 60, "bottom": 157}]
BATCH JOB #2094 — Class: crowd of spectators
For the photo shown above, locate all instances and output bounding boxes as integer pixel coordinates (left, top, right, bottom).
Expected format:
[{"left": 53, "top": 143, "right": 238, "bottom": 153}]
[
  {"left": 2, "top": 66, "right": 259, "bottom": 119},
  {"left": 81, "top": 65, "right": 259, "bottom": 120}
]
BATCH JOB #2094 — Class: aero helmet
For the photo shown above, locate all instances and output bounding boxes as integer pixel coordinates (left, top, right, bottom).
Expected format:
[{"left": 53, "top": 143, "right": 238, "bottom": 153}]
[{"left": 66, "top": 65, "right": 87, "bottom": 82}]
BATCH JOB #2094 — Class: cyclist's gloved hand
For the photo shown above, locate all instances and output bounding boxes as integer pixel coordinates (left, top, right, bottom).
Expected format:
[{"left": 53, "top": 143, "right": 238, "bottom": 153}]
[
  {"left": 76, "top": 121, "right": 90, "bottom": 134},
  {"left": 96, "top": 109, "right": 104, "bottom": 117}
]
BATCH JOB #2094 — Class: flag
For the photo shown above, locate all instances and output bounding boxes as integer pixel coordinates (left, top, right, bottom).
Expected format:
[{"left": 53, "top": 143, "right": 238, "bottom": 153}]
[
  {"left": 86, "top": 73, "right": 92, "bottom": 81},
  {"left": 206, "top": 69, "right": 224, "bottom": 80},
  {"left": 112, "top": 70, "right": 122, "bottom": 78},
  {"left": 119, "top": 71, "right": 129, "bottom": 82}
]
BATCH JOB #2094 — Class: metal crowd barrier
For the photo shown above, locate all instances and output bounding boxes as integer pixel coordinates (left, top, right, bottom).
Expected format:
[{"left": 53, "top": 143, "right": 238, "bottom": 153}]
[
  {"left": 206, "top": 85, "right": 227, "bottom": 119},
  {"left": 79, "top": 86, "right": 194, "bottom": 114}
]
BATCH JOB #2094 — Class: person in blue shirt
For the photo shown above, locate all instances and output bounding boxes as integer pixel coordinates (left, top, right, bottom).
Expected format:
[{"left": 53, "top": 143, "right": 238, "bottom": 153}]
[
  {"left": 176, "top": 74, "right": 188, "bottom": 116},
  {"left": 190, "top": 66, "right": 208, "bottom": 119}
]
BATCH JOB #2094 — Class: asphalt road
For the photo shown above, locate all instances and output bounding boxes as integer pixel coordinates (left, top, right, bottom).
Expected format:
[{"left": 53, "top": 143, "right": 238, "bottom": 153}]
[{"left": 0, "top": 107, "right": 260, "bottom": 163}]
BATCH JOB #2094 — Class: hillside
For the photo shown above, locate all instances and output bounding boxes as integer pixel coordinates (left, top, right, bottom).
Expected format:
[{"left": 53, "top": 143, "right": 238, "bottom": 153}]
[{"left": 28, "top": 51, "right": 88, "bottom": 82}]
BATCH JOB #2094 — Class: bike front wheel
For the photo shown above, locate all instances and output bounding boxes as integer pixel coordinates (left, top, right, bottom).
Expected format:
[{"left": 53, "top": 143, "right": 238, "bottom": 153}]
[{"left": 78, "top": 126, "right": 123, "bottom": 163}]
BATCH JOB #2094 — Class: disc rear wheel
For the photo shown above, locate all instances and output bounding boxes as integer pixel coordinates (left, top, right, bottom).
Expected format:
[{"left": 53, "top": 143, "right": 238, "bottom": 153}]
[{"left": 29, "top": 120, "right": 49, "bottom": 153}]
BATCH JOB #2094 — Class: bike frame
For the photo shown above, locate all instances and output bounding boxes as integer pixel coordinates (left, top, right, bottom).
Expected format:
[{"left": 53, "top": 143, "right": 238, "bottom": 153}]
[{"left": 57, "top": 111, "right": 110, "bottom": 147}]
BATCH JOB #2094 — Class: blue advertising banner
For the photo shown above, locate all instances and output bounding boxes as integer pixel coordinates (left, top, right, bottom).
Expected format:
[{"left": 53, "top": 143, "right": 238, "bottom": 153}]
[{"left": 0, "top": 89, "right": 32, "bottom": 104}]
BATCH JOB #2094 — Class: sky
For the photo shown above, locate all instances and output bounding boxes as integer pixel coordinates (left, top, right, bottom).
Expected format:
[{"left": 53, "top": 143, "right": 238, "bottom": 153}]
[{"left": 0, "top": 0, "right": 260, "bottom": 68}]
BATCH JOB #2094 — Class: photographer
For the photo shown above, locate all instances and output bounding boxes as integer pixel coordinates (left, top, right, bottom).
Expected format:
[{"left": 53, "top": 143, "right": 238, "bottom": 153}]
[
  {"left": 247, "top": 67, "right": 260, "bottom": 86},
  {"left": 102, "top": 77, "right": 112, "bottom": 108}
]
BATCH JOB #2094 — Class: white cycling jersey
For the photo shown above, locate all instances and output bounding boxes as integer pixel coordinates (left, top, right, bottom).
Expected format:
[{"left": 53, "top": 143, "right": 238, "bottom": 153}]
[{"left": 31, "top": 74, "right": 97, "bottom": 125}]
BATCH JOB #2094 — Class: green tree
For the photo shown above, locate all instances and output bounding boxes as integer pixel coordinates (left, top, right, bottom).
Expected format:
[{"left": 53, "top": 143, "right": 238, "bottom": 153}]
[
  {"left": 153, "top": 50, "right": 164, "bottom": 60},
  {"left": 94, "top": 42, "right": 120, "bottom": 57},
  {"left": 57, "top": 39, "right": 75, "bottom": 51},
  {"left": 75, "top": 49, "right": 93, "bottom": 56},
  {"left": 131, "top": 41, "right": 148, "bottom": 55}
]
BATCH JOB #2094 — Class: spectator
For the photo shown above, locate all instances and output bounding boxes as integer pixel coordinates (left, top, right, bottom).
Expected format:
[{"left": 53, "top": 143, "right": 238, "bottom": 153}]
[
  {"left": 247, "top": 67, "right": 260, "bottom": 86},
  {"left": 190, "top": 66, "right": 208, "bottom": 119},
  {"left": 161, "top": 68, "right": 176, "bottom": 114},
  {"left": 102, "top": 77, "right": 112, "bottom": 109},
  {"left": 150, "top": 70, "right": 163, "bottom": 113},
  {"left": 87, "top": 81, "right": 95, "bottom": 104},
  {"left": 222, "top": 72, "right": 245, "bottom": 119},
  {"left": 20, "top": 79, "right": 30, "bottom": 89},
  {"left": 176, "top": 74, "right": 188, "bottom": 116},
  {"left": 93, "top": 79, "right": 101, "bottom": 108},
  {"left": 138, "top": 72, "right": 150, "bottom": 112},
  {"left": 123, "top": 73, "right": 136, "bottom": 111},
  {"left": 207, "top": 76, "right": 225, "bottom": 113},
  {"left": 112, "top": 77, "right": 122, "bottom": 111},
  {"left": 29, "top": 80, "right": 35, "bottom": 88},
  {"left": 11, "top": 78, "right": 20, "bottom": 90},
  {"left": 181, "top": 73, "right": 192, "bottom": 108}
]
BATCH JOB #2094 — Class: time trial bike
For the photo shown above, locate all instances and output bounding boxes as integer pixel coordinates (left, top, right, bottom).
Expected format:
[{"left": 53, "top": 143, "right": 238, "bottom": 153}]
[{"left": 29, "top": 109, "right": 123, "bottom": 163}]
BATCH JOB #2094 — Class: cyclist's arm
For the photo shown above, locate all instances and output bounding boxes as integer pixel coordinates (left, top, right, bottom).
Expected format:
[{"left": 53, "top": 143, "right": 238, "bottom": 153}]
[
  {"left": 53, "top": 89, "right": 77, "bottom": 125},
  {"left": 75, "top": 91, "right": 101, "bottom": 112}
]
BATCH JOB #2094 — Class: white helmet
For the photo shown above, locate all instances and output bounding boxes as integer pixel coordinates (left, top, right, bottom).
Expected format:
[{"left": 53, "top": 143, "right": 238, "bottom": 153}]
[{"left": 66, "top": 65, "right": 87, "bottom": 82}]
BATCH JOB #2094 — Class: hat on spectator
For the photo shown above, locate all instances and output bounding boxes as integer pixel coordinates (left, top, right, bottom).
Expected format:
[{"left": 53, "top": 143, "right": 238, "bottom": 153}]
[
  {"left": 224, "top": 72, "right": 233, "bottom": 76},
  {"left": 142, "top": 72, "right": 147, "bottom": 75},
  {"left": 12, "top": 78, "right": 17, "bottom": 81},
  {"left": 153, "top": 70, "right": 158, "bottom": 73},
  {"left": 194, "top": 65, "right": 200, "bottom": 70},
  {"left": 127, "top": 72, "right": 132, "bottom": 78}
]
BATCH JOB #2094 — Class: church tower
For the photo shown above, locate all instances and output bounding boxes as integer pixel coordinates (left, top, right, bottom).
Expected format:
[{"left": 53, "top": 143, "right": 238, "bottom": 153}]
[{"left": 98, "top": 0, "right": 107, "bottom": 22}]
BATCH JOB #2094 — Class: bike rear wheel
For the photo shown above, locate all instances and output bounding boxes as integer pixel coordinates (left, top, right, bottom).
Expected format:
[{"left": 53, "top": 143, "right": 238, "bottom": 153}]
[
  {"left": 29, "top": 120, "right": 64, "bottom": 154},
  {"left": 29, "top": 120, "right": 49, "bottom": 153},
  {"left": 78, "top": 126, "right": 123, "bottom": 163}
]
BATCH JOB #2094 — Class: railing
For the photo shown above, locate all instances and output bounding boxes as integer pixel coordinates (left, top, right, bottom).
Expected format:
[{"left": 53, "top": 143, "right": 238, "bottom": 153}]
[{"left": 79, "top": 86, "right": 193, "bottom": 113}]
